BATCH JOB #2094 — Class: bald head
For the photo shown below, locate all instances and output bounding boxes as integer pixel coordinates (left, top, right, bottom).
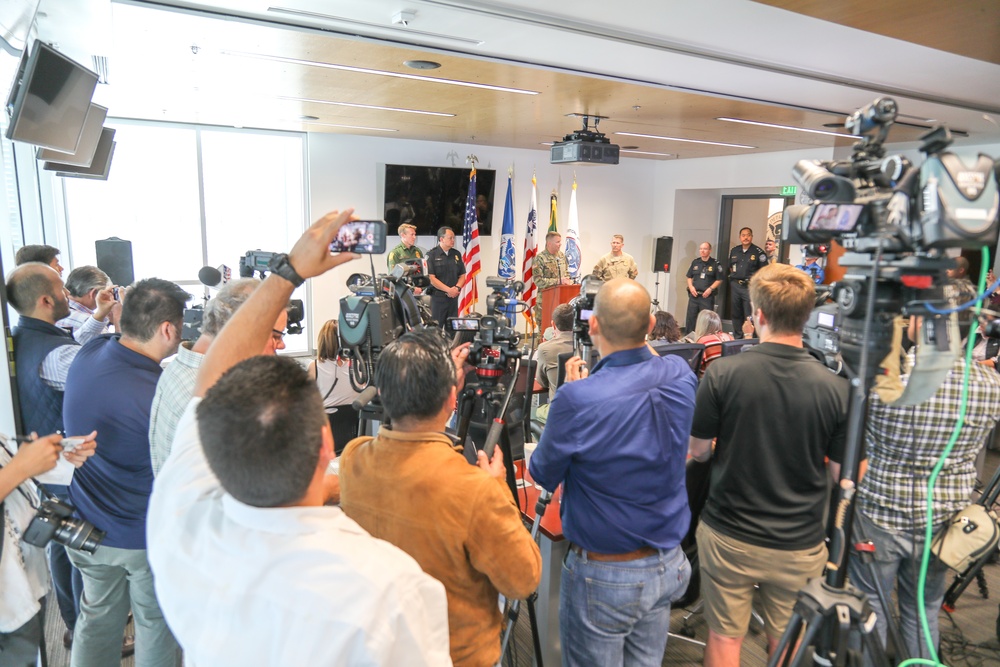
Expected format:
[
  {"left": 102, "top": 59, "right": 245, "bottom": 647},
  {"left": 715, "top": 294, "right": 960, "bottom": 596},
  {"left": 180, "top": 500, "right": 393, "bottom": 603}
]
[
  {"left": 6, "top": 262, "right": 67, "bottom": 320},
  {"left": 593, "top": 278, "right": 652, "bottom": 346}
]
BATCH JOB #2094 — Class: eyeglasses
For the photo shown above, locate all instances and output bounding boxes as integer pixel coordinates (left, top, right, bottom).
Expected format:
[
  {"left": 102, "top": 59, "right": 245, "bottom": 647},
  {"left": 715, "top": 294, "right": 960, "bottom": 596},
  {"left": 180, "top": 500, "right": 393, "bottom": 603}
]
[{"left": 271, "top": 329, "right": 286, "bottom": 342}]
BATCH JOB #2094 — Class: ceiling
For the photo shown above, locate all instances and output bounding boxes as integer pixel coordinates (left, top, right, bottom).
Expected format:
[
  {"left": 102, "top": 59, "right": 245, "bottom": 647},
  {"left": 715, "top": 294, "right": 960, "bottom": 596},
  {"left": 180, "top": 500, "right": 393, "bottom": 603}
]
[{"left": 26, "top": 0, "right": 1000, "bottom": 161}]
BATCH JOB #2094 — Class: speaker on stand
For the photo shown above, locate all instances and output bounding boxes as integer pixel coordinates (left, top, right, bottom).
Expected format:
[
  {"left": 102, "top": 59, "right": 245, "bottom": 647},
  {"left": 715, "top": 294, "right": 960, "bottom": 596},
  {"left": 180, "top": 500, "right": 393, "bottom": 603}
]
[
  {"left": 651, "top": 236, "right": 673, "bottom": 311},
  {"left": 95, "top": 237, "right": 135, "bottom": 287}
]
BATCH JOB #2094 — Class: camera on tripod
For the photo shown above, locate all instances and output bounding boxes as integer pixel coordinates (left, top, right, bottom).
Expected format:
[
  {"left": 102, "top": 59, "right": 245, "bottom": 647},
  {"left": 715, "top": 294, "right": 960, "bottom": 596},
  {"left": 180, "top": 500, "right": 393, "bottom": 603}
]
[
  {"left": 571, "top": 276, "right": 602, "bottom": 353},
  {"left": 449, "top": 277, "right": 524, "bottom": 386},
  {"left": 23, "top": 497, "right": 104, "bottom": 554}
]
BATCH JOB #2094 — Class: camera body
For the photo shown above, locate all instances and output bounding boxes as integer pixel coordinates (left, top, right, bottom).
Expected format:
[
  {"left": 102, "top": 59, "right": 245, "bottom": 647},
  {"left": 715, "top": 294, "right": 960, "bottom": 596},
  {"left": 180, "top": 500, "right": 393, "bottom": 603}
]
[
  {"left": 463, "top": 278, "right": 524, "bottom": 385},
  {"left": 571, "top": 276, "right": 602, "bottom": 351},
  {"left": 22, "top": 498, "right": 104, "bottom": 554}
]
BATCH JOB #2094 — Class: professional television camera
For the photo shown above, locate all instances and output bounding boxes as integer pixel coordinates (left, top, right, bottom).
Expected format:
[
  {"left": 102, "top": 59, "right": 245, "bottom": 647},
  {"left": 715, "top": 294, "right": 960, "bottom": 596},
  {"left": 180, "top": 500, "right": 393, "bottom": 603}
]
[
  {"left": 457, "top": 277, "right": 524, "bottom": 385},
  {"left": 339, "top": 261, "right": 433, "bottom": 392},
  {"left": 570, "top": 276, "right": 602, "bottom": 364}
]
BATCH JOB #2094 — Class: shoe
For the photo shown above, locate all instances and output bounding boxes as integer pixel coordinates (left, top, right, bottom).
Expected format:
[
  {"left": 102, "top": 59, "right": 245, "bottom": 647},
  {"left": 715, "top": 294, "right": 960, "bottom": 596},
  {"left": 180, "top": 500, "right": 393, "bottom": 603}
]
[
  {"left": 121, "top": 635, "right": 135, "bottom": 659},
  {"left": 63, "top": 629, "right": 73, "bottom": 649}
]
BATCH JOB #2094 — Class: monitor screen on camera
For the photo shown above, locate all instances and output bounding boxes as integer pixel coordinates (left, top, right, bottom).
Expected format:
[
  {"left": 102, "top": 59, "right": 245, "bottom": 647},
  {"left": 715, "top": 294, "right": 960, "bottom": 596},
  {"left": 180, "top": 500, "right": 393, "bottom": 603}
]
[{"left": 807, "top": 204, "right": 864, "bottom": 232}]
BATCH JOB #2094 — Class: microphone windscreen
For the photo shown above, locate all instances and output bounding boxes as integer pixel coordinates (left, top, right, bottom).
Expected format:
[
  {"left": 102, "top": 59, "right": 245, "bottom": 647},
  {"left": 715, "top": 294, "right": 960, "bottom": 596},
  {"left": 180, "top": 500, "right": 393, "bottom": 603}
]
[{"left": 198, "top": 266, "right": 222, "bottom": 287}]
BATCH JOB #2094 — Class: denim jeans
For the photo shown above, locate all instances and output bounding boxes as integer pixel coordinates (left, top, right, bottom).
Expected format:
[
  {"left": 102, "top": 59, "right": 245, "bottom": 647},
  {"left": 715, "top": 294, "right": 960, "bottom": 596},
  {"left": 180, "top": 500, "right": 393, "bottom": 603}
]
[
  {"left": 847, "top": 508, "right": 949, "bottom": 663},
  {"left": 559, "top": 544, "right": 690, "bottom": 667}
]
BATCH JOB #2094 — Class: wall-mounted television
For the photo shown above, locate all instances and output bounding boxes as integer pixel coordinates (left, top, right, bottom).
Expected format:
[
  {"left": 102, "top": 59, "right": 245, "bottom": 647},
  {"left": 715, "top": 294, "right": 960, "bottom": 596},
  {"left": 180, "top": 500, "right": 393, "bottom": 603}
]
[
  {"left": 43, "top": 127, "right": 115, "bottom": 180},
  {"left": 5, "top": 41, "right": 99, "bottom": 153},
  {"left": 384, "top": 164, "right": 497, "bottom": 237},
  {"left": 35, "top": 103, "right": 107, "bottom": 167}
]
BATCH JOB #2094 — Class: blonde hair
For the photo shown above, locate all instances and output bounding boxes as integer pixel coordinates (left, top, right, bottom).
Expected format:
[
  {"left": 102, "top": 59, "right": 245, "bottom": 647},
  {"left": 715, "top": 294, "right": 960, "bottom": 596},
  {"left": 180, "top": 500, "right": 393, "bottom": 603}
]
[
  {"left": 693, "top": 310, "right": 723, "bottom": 340},
  {"left": 316, "top": 319, "right": 341, "bottom": 362},
  {"left": 749, "top": 264, "right": 815, "bottom": 335},
  {"left": 398, "top": 223, "right": 417, "bottom": 236}
]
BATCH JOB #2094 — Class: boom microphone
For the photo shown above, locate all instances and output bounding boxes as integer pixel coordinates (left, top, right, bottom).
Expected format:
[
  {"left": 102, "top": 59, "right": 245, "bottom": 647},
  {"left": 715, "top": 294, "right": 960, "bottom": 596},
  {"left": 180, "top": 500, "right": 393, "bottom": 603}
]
[{"left": 198, "top": 266, "right": 222, "bottom": 287}]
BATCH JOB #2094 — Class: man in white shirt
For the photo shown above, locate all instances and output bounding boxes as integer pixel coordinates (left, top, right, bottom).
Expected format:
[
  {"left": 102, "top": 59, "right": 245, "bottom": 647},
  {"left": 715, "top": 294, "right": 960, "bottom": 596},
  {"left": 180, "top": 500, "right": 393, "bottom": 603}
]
[
  {"left": 148, "top": 209, "right": 452, "bottom": 666},
  {"left": 57, "top": 265, "right": 120, "bottom": 338}
]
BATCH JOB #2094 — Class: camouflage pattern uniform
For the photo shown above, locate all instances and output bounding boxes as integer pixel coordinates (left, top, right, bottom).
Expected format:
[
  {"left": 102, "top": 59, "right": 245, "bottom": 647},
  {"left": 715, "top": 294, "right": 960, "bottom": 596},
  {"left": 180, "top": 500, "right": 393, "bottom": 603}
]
[
  {"left": 386, "top": 243, "right": 424, "bottom": 271},
  {"left": 533, "top": 250, "right": 570, "bottom": 326},
  {"left": 592, "top": 253, "right": 638, "bottom": 281}
]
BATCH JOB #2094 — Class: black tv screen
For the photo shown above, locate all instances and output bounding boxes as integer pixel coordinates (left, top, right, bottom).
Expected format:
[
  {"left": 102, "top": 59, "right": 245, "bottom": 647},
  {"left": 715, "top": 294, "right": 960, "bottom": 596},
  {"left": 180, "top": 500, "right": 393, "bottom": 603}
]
[
  {"left": 384, "top": 164, "right": 496, "bottom": 237},
  {"left": 43, "top": 127, "right": 115, "bottom": 180},
  {"left": 5, "top": 41, "right": 98, "bottom": 153}
]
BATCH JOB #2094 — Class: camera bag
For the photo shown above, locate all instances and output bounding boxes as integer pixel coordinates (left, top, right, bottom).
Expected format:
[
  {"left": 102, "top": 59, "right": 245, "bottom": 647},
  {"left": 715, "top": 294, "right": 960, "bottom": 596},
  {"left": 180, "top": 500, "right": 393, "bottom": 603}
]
[{"left": 931, "top": 503, "right": 1000, "bottom": 573}]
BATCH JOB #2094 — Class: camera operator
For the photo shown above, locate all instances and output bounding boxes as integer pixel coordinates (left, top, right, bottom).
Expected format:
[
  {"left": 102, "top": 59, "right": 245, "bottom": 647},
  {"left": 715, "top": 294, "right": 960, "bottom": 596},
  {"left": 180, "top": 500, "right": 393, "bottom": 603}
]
[
  {"left": 340, "top": 327, "right": 541, "bottom": 667},
  {"left": 529, "top": 278, "right": 696, "bottom": 666},
  {"left": 534, "top": 303, "right": 575, "bottom": 424},
  {"left": 426, "top": 226, "right": 466, "bottom": 327},
  {"left": 148, "top": 210, "right": 452, "bottom": 665},
  {"left": 0, "top": 432, "right": 96, "bottom": 662},
  {"left": 688, "top": 264, "right": 849, "bottom": 667},
  {"left": 57, "top": 266, "right": 120, "bottom": 338},
  {"left": 847, "top": 307, "right": 1000, "bottom": 661}
]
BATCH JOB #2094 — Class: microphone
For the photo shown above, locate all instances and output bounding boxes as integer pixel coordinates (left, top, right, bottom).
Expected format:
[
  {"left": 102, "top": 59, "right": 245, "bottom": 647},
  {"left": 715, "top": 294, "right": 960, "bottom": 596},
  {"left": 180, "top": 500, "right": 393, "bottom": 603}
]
[{"left": 198, "top": 265, "right": 232, "bottom": 288}]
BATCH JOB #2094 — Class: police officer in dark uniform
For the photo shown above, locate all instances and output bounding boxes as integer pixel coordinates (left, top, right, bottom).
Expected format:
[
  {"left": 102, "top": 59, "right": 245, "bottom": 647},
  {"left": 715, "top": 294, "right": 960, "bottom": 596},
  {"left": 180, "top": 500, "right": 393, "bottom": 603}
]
[
  {"left": 425, "top": 226, "right": 466, "bottom": 327},
  {"left": 685, "top": 241, "right": 722, "bottom": 333},
  {"left": 728, "top": 227, "right": 768, "bottom": 339}
]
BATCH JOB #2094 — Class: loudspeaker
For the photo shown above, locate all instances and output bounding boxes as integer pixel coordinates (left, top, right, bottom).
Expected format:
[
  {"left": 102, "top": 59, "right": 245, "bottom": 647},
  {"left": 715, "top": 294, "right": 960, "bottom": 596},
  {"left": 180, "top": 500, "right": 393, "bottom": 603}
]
[
  {"left": 95, "top": 237, "right": 134, "bottom": 286},
  {"left": 653, "top": 236, "right": 673, "bottom": 273}
]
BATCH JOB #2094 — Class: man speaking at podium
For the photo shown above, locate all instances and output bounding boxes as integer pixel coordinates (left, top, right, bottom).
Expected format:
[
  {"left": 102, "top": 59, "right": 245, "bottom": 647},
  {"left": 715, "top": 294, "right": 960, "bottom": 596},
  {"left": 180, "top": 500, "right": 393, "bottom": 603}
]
[{"left": 534, "top": 231, "right": 574, "bottom": 326}]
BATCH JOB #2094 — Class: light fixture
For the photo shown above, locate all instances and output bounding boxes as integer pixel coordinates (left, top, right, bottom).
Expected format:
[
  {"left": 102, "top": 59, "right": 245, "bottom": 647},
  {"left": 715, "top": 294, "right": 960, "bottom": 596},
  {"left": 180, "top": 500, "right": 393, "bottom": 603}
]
[
  {"left": 224, "top": 51, "right": 538, "bottom": 95},
  {"left": 716, "top": 117, "right": 852, "bottom": 138},
  {"left": 301, "top": 121, "right": 398, "bottom": 132},
  {"left": 621, "top": 149, "right": 672, "bottom": 157},
  {"left": 615, "top": 131, "right": 755, "bottom": 149},
  {"left": 279, "top": 96, "right": 454, "bottom": 117},
  {"left": 404, "top": 60, "right": 441, "bottom": 70}
]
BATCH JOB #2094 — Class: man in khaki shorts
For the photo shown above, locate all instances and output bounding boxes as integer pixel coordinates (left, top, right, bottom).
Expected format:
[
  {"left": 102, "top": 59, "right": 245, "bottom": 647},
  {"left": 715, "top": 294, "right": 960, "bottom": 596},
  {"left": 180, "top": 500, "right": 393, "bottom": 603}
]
[{"left": 688, "top": 264, "right": 850, "bottom": 666}]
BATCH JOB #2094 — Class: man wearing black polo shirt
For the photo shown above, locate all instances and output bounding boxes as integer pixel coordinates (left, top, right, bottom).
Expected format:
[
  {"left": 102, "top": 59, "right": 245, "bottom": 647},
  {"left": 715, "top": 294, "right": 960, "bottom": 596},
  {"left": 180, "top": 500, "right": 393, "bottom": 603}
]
[
  {"left": 425, "top": 226, "right": 466, "bottom": 327},
  {"left": 689, "top": 263, "right": 849, "bottom": 667},
  {"left": 530, "top": 278, "right": 696, "bottom": 666},
  {"left": 727, "top": 227, "right": 768, "bottom": 339}
]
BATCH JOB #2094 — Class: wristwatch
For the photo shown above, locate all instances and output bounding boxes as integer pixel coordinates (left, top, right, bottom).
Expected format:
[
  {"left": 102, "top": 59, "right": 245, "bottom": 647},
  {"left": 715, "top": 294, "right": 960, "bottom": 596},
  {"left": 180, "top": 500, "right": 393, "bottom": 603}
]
[{"left": 268, "top": 253, "right": 305, "bottom": 288}]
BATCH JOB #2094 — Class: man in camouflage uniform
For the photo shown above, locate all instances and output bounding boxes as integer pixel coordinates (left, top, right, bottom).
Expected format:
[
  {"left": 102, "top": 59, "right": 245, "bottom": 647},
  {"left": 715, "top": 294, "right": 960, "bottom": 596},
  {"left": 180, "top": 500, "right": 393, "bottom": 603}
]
[
  {"left": 534, "top": 232, "right": 573, "bottom": 327},
  {"left": 592, "top": 234, "right": 638, "bottom": 281},
  {"left": 387, "top": 223, "right": 424, "bottom": 271}
]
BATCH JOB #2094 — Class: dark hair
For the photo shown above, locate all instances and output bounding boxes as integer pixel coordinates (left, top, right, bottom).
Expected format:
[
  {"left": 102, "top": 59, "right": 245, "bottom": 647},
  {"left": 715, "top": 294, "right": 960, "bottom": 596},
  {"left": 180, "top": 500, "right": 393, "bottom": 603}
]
[
  {"left": 198, "top": 356, "right": 326, "bottom": 507},
  {"left": 437, "top": 226, "right": 454, "bottom": 240},
  {"left": 119, "top": 278, "right": 190, "bottom": 341},
  {"left": 739, "top": 227, "right": 753, "bottom": 236},
  {"left": 552, "top": 303, "right": 574, "bottom": 332},
  {"left": 5, "top": 263, "right": 59, "bottom": 314},
  {"left": 650, "top": 311, "right": 681, "bottom": 342},
  {"left": 375, "top": 328, "right": 455, "bottom": 422},
  {"left": 316, "top": 319, "right": 340, "bottom": 361},
  {"left": 64, "top": 266, "right": 110, "bottom": 298},
  {"left": 15, "top": 244, "right": 60, "bottom": 266},
  {"left": 749, "top": 264, "right": 814, "bottom": 335}
]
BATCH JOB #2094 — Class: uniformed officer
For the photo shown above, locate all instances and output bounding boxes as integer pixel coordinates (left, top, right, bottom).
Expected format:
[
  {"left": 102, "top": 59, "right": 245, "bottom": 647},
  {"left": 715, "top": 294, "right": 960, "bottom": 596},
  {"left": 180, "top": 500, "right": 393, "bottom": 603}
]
[
  {"left": 592, "top": 235, "right": 638, "bottom": 281},
  {"left": 533, "top": 232, "right": 572, "bottom": 325},
  {"left": 425, "top": 226, "right": 466, "bottom": 327},
  {"left": 728, "top": 227, "right": 768, "bottom": 339},
  {"left": 386, "top": 223, "right": 424, "bottom": 271},
  {"left": 685, "top": 242, "right": 722, "bottom": 333},
  {"left": 796, "top": 249, "right": 825, "bottom": 284}
]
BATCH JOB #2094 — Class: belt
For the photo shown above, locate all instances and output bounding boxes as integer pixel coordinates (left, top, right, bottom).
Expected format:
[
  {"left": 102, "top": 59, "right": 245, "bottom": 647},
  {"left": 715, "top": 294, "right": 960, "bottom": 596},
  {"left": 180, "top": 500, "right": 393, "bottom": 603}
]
[
  {"left": 735, "top": 279, "right": 749, "bottom": 286},
  {"left": 570, "top": 544, "right": 657, "bottom": 562}
]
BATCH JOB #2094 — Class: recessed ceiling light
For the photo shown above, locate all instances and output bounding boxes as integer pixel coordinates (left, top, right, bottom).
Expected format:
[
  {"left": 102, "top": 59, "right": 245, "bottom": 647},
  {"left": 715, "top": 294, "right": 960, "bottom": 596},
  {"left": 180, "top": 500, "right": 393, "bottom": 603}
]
[
  {"left": 716, "top": 117, "right": 852, "bottom": 138},
  {"left": 615, "top": 131, "right": 755, "bottom": 149},
  {"left": 224, "top": 51, "right": 538, "bottom": 95},
  {"left": 621, "top": 149, "right": 672, "bottom": 157},
  {"left": 279, "top": 96, "right": 455, "bottom": 117},
  {"left": 404, "top": 60, "right": 441, "bottom": 70}
]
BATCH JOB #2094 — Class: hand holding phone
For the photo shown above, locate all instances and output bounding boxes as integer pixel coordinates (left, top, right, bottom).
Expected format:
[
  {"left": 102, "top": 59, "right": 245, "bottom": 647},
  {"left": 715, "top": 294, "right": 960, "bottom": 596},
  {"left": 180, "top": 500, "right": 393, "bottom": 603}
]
[{"left": 329, "top": 220, "right": 387, "bottom": 254}]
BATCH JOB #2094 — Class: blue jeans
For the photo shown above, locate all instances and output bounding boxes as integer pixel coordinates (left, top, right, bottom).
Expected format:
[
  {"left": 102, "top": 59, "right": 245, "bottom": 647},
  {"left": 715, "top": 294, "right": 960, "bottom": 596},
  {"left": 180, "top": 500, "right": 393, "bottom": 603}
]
[
  {"left": 560, "top": 545, "right": 690, "bottom": 667},
  {"left": 847, "top": 508, "right": 949, "bottom": 662}
]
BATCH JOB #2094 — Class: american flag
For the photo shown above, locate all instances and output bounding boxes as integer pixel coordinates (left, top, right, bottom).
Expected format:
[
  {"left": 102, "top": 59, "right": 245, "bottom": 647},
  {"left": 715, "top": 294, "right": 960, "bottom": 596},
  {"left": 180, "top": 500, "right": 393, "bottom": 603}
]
[
  {"left": 521, "top": 174, "right": 538, "bottom": 330},
  {"left": 458, "top": 166, "right": 481, "bottom": 315}
]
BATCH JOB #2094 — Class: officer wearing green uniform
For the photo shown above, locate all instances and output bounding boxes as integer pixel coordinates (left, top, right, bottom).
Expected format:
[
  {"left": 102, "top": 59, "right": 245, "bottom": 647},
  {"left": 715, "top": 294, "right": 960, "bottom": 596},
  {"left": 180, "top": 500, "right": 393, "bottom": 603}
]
[{"left": 386, "top": 223, "right": 424, "bottom": 271}]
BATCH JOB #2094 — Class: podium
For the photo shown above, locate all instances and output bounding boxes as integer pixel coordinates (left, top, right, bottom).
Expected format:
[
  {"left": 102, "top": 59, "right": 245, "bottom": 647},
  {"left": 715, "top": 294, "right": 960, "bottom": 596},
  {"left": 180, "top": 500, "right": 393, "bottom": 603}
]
[{"left": 540, "top": 284, "right": 579, "bottom": 329}]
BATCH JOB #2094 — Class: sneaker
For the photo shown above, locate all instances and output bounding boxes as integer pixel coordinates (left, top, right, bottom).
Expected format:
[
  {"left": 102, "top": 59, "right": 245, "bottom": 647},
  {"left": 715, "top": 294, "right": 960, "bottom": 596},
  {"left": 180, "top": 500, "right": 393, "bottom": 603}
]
[{"left": 121, "top": 635, "right": 135, "bottom": 658}]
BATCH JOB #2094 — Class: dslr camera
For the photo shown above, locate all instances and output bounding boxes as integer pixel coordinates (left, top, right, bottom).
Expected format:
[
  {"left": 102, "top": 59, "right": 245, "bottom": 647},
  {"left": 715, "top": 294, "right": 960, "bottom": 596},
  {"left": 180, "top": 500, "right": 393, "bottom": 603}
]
[{"left": 23, "top": 498, "right": 104, "bottom": 554}]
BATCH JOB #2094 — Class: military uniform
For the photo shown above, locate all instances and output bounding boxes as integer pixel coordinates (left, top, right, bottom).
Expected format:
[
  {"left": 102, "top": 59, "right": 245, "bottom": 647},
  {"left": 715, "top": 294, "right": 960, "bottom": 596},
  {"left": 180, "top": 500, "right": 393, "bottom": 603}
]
[
  {"left": 685, "top": 255, "right": 722, "bottom": 333},
  {"left": 533, "top": 250, "right": 570, "bottom": 325},
  {"left": 592, "top": 253, "right": 638, "bottom": 281},
  {"left": 727, "top": 243, "right": 768, "bottom": 339},
  {"left": 386, "top": 242, "right": 424, "bottom": 271},
  {"left": 426, "top": 245, "right": 465, "bottom": 327}
]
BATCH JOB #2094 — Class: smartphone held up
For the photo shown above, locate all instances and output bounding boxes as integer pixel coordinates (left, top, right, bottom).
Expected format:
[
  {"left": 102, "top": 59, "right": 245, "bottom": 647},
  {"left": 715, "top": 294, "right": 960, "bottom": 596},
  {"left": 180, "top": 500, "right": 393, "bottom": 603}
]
[{"left": 330, "top": 220, "right": 387, "bottom": 255}]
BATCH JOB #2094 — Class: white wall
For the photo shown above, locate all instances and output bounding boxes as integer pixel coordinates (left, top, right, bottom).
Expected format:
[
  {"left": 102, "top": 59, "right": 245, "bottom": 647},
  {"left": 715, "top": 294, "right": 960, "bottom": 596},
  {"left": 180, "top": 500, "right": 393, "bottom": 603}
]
[{"left": 307, "top": 133, "right": 657, "bottom": 331}]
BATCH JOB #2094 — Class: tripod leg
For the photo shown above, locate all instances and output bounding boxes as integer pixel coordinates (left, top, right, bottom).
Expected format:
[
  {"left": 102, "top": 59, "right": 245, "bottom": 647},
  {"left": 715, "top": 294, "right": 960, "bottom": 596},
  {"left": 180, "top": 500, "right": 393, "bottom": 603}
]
[{"left": 768, "top": 610, "right": 804, "bottom": 667}]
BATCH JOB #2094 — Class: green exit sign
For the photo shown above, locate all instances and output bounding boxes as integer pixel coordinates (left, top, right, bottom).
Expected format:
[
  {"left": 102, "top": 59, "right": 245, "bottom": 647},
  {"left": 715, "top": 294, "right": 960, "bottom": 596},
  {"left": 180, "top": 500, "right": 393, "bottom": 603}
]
[{"left": 781, "top": 185, "right": 798, "bottom": 196}]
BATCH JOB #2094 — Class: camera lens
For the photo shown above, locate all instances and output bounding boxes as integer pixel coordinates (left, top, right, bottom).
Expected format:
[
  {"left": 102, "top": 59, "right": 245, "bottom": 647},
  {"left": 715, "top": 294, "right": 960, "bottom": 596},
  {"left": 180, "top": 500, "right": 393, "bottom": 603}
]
[{"left": 54, "top": 518, "right": 105, "bottom": 554}]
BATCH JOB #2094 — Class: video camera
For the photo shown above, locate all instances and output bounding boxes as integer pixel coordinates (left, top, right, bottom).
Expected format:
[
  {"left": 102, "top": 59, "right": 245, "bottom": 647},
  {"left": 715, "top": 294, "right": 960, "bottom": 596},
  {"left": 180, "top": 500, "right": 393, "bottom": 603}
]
[
  {"left": 450, "top": 277, "right": 525, "bottom": 386},
  {"left": 570, "top": 276, "right": 602, "bottom": 356},
  {"left": 784, "top": 97, "right": 1000, "bottom": 381},
  {"left": 339, "top": 262, "right": 434, "bottom": 391}
]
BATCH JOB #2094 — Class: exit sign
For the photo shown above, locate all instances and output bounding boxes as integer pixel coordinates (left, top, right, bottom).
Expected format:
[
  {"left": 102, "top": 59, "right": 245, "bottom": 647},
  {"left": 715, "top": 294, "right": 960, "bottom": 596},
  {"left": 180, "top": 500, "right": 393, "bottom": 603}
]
[{"left": 781, "top": 186, "right": 798, "bottom": 196}]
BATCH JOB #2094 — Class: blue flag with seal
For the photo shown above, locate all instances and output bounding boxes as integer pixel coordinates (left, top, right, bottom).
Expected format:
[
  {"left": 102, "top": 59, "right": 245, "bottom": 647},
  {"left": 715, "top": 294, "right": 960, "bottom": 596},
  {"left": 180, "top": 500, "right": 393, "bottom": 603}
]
[{"left": 498, "top": 172, "right": 517, "bottom": 324}]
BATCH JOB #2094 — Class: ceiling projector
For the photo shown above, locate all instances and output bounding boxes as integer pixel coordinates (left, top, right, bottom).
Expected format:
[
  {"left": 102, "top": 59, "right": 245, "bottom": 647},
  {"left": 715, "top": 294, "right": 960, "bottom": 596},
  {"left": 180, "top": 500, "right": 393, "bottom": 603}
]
[{"left": 550, "top": 116, "right": 619, "bottom": 165}]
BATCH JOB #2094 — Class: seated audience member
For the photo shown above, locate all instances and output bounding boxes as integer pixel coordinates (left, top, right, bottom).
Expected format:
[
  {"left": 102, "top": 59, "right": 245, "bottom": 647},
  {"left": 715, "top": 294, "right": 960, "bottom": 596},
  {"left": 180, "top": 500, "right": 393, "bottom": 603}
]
[
  {"left": 649, "top": 310, "right": 682, "bottom": 342},
  {"left": 148, "top": 210, "right": 452, "bottom": 666},
  {"left": 149, "top": 278, "right": 280, "bottom": 475},
  {"left": 15, "top": 244, "right": 63, "bottom": 276},
  {"left": 57, "top": 266, "right": 119, "bottom": 338},
  {"left": 530, "top": 278, "right": 696, "bottom": 666},
  {"left": 340, "top": 328, "right": 542, "bottom": 667},
  {"left": 689, "top": 264, "right": 849, "bottom": 667},
  {"left": 307, "top": 319, "right": 362, "bottom": 453},
  {"left": 534, "top": 304, "right": 575, "bottom": 423},
  {"left": 0, "top": 433, "right": 96, "bottom": 664},
  {"left": 692, "top": 309, "right": 733, "bottom": 373}
]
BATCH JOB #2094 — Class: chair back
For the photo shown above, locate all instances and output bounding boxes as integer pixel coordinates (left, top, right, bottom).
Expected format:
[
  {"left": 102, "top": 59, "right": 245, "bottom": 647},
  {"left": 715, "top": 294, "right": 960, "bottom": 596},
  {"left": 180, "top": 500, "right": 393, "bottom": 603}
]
[
  {"left": 649, "top": 341, "right": 705, "bottom": 375},
  {"left": 720, "top": 338, "right": 759, "bottom": 357}
]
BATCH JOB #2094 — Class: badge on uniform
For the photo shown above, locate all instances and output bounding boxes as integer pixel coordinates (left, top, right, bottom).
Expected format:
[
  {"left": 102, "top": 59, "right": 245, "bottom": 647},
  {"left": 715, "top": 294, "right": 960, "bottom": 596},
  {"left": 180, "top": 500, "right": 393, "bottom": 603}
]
[
  {"left": 751, "top": 255, "right": 756, "bottom": 261},
  {"left": 708, "top": 266, "right": 714, "bottom": 272},
  {"left": 700, "top": 272, "right": 706, "bottom": 280}
]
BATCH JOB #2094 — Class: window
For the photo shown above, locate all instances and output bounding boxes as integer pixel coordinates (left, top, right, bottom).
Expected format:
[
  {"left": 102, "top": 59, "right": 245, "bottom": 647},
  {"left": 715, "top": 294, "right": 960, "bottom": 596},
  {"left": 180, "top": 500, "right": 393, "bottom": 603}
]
[{"left": 61, "top": 121, "right": 310, "bottom": 353}]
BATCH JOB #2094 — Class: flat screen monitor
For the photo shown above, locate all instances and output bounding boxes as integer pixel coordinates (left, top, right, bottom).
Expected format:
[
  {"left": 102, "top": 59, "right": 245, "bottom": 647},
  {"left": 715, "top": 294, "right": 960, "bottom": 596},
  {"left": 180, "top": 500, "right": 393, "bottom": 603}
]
[
  {"left": 35, "top": 103, "right": 107, "bottom": 167},
  {"left": 5, "top": 41, "right": 98, "bottom": 152},
  {"left": 384, "top": 164, "right": 497, "bottom": 236},
  {"left": 43, "top": 127, "right": 115, "bottom": 180}
]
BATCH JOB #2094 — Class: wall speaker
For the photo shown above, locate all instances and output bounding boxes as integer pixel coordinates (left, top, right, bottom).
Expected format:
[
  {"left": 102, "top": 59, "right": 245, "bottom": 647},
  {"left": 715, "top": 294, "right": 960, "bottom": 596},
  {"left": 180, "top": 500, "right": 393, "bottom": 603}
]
[
  {"left": 653, "top": 236, "right": 673, "bottom": 273},
  {"left": 95, "top": 237, "right": 134, "bottom": 286}
]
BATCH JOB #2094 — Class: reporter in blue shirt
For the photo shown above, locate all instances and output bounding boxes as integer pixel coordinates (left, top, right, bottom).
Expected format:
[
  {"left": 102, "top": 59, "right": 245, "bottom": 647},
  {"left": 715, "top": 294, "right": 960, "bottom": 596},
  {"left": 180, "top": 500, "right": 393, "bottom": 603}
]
[{"left": 529, "top": 278, "right": 697, "bottom": 667}]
